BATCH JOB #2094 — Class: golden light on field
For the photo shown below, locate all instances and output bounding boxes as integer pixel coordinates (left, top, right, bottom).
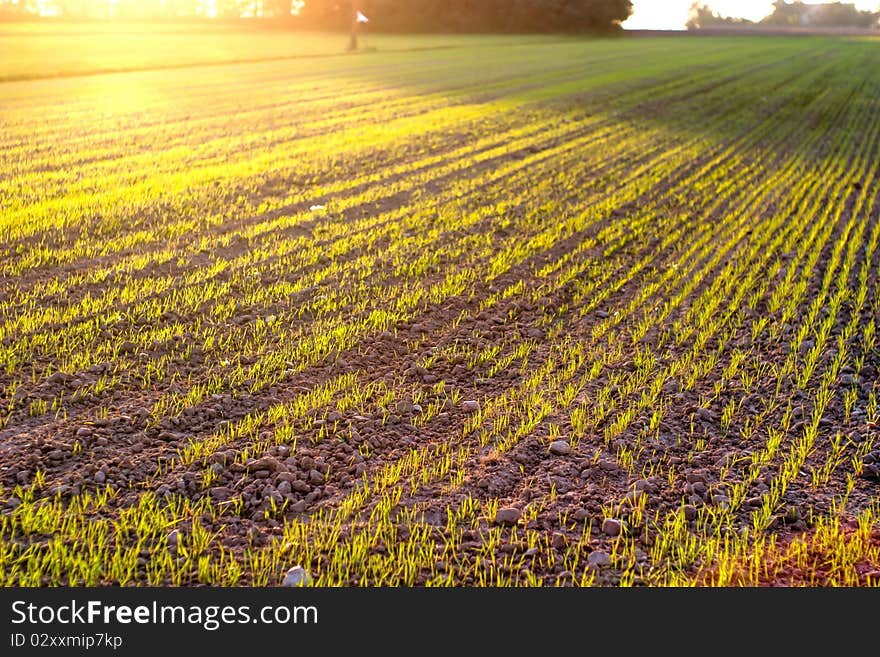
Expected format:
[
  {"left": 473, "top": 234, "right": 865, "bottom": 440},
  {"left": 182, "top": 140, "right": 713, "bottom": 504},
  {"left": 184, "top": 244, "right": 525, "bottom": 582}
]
[
  {"left": 16, "top": 0, "right": 304, "bottom": 19},
  {"left": 91, "top": 74, "right": 163, "bottom": 115},
  {"left": 3, "top": 14, "right": 880, "bottom": 594},
  {"left": 33, "top": 0, "right": 61, "bottom": 16}
]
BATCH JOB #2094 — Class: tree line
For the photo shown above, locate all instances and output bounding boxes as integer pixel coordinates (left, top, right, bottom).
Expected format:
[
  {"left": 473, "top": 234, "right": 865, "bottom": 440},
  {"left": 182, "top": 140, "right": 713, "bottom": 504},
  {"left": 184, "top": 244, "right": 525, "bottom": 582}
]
[
  {"left": 0, "top": 0, "right": 634, "bottom": 33},
  {"left": 687, "top": 1, "right": 879, "bottom": 31},
  {"left": 299, "top": 1, "right": 633, "bottom": 33}
]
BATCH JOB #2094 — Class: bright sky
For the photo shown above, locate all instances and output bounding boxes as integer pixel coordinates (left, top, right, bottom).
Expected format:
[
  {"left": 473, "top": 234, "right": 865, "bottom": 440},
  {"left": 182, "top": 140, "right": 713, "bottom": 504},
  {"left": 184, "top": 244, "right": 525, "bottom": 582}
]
[{"left": 624, "top": 1, "right": 877, "bottom": 30}]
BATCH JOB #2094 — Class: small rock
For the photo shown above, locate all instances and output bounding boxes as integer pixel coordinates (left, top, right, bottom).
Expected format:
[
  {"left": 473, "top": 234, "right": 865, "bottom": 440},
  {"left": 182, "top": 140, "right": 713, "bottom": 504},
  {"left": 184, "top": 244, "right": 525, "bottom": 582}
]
[
  {"left": 94, "top": 470, "right": 106, "bottom": 484},
  {"left": 601, "top": 518, "right": 622, "bottom": 536},
  {"left": 683, "top": 504, "right": 697, "bottom": 521},
  {"left": 281, "top": 566, "right": 311, "bottom": 587},
  {"left": 277, "top": 480, "right": 292, "bottom": 495},
  {"left": 588, "top": 551, "right": 611, "bottom": 567},
  {"left": 309, "top": 469, "right": 324, "bottom": 484},
  {"left": 167, "top": 530, "right": 180, "bottom": 547},
  {"left": 551, "top": 532, "right": 567, "bottom": 550},
  {"left": 461, "top": 400, "right": 481, "bottom": 413},
  {"left": 549, "top": 440, "right": 571, "bottom": 456},
  {"left": 75, "top": 427, "right": 92, "bottom": 438},
  {"left": 494, "top": 507, "right": 521, "bottom": 525},
  {"left": 696, "top": 407, "right": 713, "bottom": 421},
  {"left": 47, "top": 450, "right": 64, "bottom": 461}
]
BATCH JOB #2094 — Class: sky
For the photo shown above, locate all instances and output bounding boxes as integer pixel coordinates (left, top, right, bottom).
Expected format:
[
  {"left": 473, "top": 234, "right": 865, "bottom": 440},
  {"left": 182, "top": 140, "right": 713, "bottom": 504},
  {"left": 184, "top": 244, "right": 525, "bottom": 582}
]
[{"left": 624, "top": 1, "right": 878, "bottom": 30}]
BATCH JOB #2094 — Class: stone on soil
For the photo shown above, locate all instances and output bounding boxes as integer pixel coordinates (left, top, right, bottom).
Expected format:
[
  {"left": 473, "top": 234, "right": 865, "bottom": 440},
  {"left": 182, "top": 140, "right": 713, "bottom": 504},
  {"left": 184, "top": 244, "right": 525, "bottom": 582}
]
[
  {"left": 494, "top": 507, "right": 521, "bottom": 525},
  {"left": 549, "top": 440, "right": 571, "bottom": 456},
  {"left": 601, "top": 518, "right": 622, "bottom": 536},
  {"left": 588, "top": 551, "right": 611, "bottom": 567},
  {"left": 281, "top": 566, "right": 311, "bottom": 587}
]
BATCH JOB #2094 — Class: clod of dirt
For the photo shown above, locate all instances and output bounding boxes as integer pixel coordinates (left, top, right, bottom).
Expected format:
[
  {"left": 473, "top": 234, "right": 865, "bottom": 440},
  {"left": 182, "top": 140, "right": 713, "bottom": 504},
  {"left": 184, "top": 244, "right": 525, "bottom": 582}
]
[
  {"left": 248, "top": 457, "right": 281, "bottom": 472},
  {"left": 551, "top": 532, "right": 567, "bottom": 549},
  {"left": 209, "top": 487, "right": 233, "bottom": 501},
  {"left": 461, "top": 400, "right": 481, "bottom": 413},
  {"left": 494, "top": 507, "right": 521, "bottom": 525},
  {"left": 859, "top": 463, "right": 880, "bottom": 480}
]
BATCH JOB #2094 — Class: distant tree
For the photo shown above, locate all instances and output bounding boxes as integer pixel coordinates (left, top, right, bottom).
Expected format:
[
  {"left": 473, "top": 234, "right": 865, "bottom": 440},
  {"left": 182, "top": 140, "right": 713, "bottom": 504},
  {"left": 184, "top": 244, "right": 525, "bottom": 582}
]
[
  {"left": 808, "top": 2, "right": 878, "bottom": 28},
  {"left": 686, "top": 2, "right": 752, "bottom": 30},
  {"left": 297, "top": 0, "right": 632, "bottom": 33},
  {"left": 297, "top": 0, "right": 353, "bottom": 29},
  {"left": 761, "top": 1, "right": 877, "bottom": 29}
]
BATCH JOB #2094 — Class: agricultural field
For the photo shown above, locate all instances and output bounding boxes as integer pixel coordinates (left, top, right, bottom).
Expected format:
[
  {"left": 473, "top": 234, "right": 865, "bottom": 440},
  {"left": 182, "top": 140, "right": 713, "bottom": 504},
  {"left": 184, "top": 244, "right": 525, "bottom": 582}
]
[{"left": 1, "top": 30, "right": 880, "bottom": 587}]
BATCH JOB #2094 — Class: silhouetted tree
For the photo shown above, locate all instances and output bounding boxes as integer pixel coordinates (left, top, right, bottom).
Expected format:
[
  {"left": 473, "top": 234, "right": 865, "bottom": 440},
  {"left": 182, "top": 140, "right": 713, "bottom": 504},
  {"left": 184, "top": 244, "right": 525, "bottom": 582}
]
[{"left": 297, "top": 0, "right": 633, "bottom": 33}]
